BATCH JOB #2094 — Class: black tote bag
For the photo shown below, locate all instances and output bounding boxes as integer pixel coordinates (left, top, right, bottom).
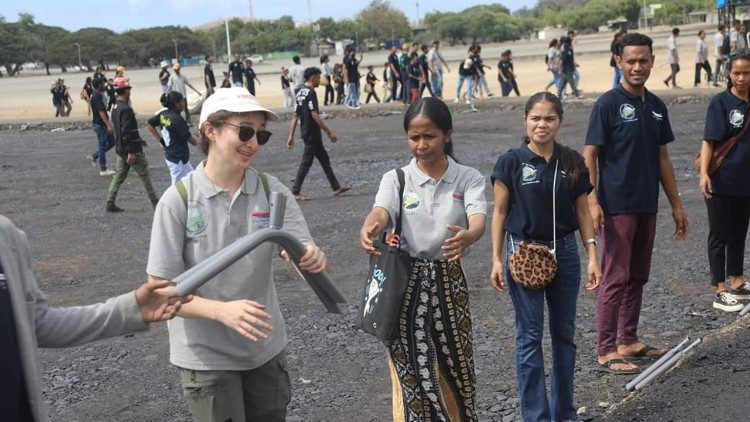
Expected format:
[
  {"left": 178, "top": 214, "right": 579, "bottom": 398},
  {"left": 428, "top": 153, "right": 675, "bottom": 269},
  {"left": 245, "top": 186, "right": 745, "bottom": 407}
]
[{"left": 357, "top": 168, "right": 411, "bottom": 345}]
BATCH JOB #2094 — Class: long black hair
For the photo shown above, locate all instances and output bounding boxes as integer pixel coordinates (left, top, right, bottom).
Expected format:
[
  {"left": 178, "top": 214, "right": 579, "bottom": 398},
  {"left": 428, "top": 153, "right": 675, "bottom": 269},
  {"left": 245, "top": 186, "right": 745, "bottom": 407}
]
[
  {"left": 403, "top": 97, "right": 455, "bottom": 159},
  {"left": 523, "top": 92, "right": 584, "bottom": 186},
  {"left": 726, "top": 52, "right": 750, "bottom": 92},
  {"left": 160, "top": 91, "right": 184, "bottom": 111}
]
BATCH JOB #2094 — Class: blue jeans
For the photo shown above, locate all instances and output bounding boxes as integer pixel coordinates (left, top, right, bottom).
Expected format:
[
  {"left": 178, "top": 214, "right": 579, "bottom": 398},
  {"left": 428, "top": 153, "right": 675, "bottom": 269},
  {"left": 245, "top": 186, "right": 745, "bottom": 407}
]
[
  {"left": 612, "top": 67, "right": 622, "bottom": 88},
  {"left": 505, "top": 233, "right": 580, "bottom": 422},
  {"left": 455, "top": 74, "right": 474, "bottom": 101},
  {"left": 431, "top": 68, "right": 443, "bottom": 97},
  {"left": 346, "top": 82, "right": 359, "bottom": 107},
  {"left": 92, "top": 124, "right": 116, "bottom": 170}
]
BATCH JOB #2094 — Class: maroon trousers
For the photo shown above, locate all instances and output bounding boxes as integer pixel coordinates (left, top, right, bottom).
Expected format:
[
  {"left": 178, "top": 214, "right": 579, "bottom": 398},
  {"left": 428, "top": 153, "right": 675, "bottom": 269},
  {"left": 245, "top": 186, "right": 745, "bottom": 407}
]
[{"left": 596, "top": 213, "right": 657, "bottom": 356}]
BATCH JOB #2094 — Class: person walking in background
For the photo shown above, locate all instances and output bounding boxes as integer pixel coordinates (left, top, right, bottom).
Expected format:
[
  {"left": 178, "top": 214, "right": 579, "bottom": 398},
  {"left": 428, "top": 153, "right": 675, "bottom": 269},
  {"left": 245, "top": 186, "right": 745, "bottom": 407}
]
[
  {"left": 147, "top": 87, "right": 328, "bottom": 422},
  {"left": 287, "top": 67, "right": 350, "bottom": 201},
  {"left": 60, "top": 79, "right": 73, "bottom": 116},
  {"left": 281, "top": 67, "right": 294, "bottom": 108},
  {"left": 228, "top": 53, "right": 245, "bottom": 88},
  {"left": 204, "top": 55, "right": 216, "bottom": 97},
  {"left": 545, "top": 39, "right": 562, "bottom": 92},
  {"left": 490, "top": 92, "right": 600, "bottom": 422},
  {"left": 359, "top": 97, "right": 486, "bottom": 422},
  {"left": 584, "top": 33, "right": 688, "bottom": 373},
  {"left": 399, "top": 43, "right": 411, "bottom": 102},
  {"left": 427, "top": 40, "right": 449, "bottom": 98},
  {"left": 695, "top": 30, "right": 713, "bottom": 87},
  {"left": 343, "top": 46, "right": 363, "bottom": 109},
  {"left": 698, "top": 53, "right": 750, "bottom": 312},
  {"left": 418, "top": 44, "right": 434, "bottom": 98},
  {"left": 244, "top": 59, "right": 261, "bottom": 96},
  {"left": 51, "top": 79, "right": 64, "bottom": 117},
  {"left": 610, "top": 31, "right": 626, "bottom": 88},
  {"left": 105, "top": 76, "right": 159, "bottom": 212},
  {"left": 290, "top": 55, "right": 305, "bottom": 92},
  {"left": 158, "top": 61, "right": 171, "bottom": 94},
  {"left": 81, "top": 76, "right": 94, "bottom": 116},
  {"left": 333, "top": 63, "right": 345, "bottom": 105},
  {"left": 168, "top": 63, "right": 201, "bottom": 124},
  {"left": 498, "top": 50, "right": 520, "bottom": 97},
  {"left": 86, "top": 77, "right": 116, "bottom": 176},
  {"left": 664, "top": 27, "right": 682, "bottom": 89},
  {"left": 713, "top": 24, "right": 727, "bottom": 85},
  {"left": 220, "top": 71, "right": 231, "bottom": 88},
  {"left": 558, "top": 37, "right": 581, "bottom": 99},
  {"left": 364, "top": 65, "right": 380, "bottom": 104},
  {"left": 320, "top": 55, "right": 335, "bottom": 106},
  {"left": 407, "top": 52, "right": 424, "bottom": 103},
  {"left": 382, "top": 61, "right": 392, "bottom": 102},
  {"left": 474, "top": 45, "right": 493, "bottom": 98},
  {"left": 145, "top": 91, "right": 198, "bottom": 184},
  {"left": 455, "top": 45, "right": 477, "bottom": 109},
  {"left": 387, "top": 46, "right": 402, "bottom": 103}
]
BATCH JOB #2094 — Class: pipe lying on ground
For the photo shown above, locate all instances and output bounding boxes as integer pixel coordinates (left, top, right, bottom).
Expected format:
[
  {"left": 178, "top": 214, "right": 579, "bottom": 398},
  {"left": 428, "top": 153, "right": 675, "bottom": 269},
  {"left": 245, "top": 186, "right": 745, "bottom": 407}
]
[
  {"left": 626, "top": 336, "right": 691, "bottom": 391},
  {"left": 633, "top": 338, "right": 702, "bottom": 391},
  {"left": 173, "top": 192, "right": 347, "bottom": 314},
  {"left": 739, "top": 301, "right": 750, "bottom": 316}
]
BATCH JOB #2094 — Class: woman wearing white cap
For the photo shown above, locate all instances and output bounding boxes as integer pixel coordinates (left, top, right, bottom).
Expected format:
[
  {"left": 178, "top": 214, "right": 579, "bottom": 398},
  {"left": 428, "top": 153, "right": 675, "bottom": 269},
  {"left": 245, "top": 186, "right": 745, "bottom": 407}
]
[{"left": 146, "top": 87, "right": 327, "bottom": 421}]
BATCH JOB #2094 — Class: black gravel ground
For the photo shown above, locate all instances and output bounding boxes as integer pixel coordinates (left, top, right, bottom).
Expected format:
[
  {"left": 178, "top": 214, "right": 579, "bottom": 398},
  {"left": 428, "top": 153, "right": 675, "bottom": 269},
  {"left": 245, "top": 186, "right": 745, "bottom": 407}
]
[{"left": 1, "top": 94, "right": 748, "bottom": 421}]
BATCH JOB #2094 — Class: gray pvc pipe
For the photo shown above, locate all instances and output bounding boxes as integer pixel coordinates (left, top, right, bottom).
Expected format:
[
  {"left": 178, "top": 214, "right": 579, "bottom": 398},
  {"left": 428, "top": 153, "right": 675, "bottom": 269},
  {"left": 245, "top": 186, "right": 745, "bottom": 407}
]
[
  {"left": 633, "top": 338, "right": 702, "bottom": 391},
  {"left": 739, "top": 301, "right": 750, "bottom": 316},
  {"left": 626, "top": 337, "right": 691, "bottom": 391},
  {"left": 172, "top": 192, "right": 347, "bottom": 313}
]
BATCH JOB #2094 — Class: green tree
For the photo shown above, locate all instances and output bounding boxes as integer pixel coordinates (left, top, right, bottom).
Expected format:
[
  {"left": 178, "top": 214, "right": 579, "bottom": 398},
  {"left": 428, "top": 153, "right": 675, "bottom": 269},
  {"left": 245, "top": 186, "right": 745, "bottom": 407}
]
[{"left": 355, "top": 0, "right": 411, "bottom": 44}]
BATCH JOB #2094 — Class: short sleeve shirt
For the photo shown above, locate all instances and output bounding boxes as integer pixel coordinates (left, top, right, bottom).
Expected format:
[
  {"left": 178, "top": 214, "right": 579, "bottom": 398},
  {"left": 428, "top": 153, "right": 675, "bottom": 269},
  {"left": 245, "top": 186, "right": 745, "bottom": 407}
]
[
  {"left": 228, "top": 61, "right": 244, "bottom": 83},
  {"left": 547, "top": 47, "right": 561, "bottom": 70},
  {"left": 427, "top": 48, "right": 443, "bottom": 71},
  {"left": 294, "top": 87, "right": 321, "bottom": 142},
  {"left": 290, "top": 65, "right": 305, "bottom": 90},
  {"left": 498, "top": 59, "right": 513, "bottom": 79},
  {"left": 169, "top": 73, "right": 189, "bottom": 96},
  {"left": 159, "top": 69, "right": 170, "bottom": 86},
  {"left": 147, "top": 108, "right": 191, "bottom": 164},
  {"left": 561, "top": 48, "right": 576, "bottom": 73},
  {"left": 147, "top": 163, "right": 313, "bottom": 370},
  {"left": 388, "top": 53, "right": 400, "bottom": 73},
  {"left": 459, "top": 56, "right": 475, "bottom": 76},
  {"left": 0, "top": 267, "right": 33, "bottom": 420},
  {"left": 373, "top": 157, "right": 487, "bottom": 260},
  {"left": 204, "top": 64, "right": 216, "bottom": 87},
  {"left": 585, "top": 86, "right": 675, "bottom": 214},
  {"left": 344, "top": 57, "right": 359, "bottom": 82},
  {"left": 703, "top": 90, "right": 750, "bottom": 196},
  {"left": 90, "top": 91, "right": 107, "bottom": 126},
  {"left": 491, "top": 142, "right": 593, "bottom": 241},
  {"left": 667, "top": 36, "right": 678, "bottom": 65},
  {"left": 715, "top": 32, "right": 724, "bottom": 56},
  {"left": 244, "top": 67, "right": 256, "bottom": 88}
]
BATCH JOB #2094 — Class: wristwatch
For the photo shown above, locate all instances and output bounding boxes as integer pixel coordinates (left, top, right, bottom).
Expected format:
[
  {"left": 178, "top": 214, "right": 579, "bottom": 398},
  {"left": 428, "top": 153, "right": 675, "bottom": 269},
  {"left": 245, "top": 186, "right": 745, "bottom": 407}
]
[{"left": 585, "top": 238, "right": 598, "bottom": 246}]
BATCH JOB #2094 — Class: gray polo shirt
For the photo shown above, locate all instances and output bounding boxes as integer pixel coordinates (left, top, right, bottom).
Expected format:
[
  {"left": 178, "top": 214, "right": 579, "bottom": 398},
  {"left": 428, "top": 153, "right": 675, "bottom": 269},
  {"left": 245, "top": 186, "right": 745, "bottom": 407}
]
[
  {"left": 373, "top": 157, "right": 487, "bottom": 260},
  {"left": 147, "top": 162, "right": 313, "bottom": 371}
]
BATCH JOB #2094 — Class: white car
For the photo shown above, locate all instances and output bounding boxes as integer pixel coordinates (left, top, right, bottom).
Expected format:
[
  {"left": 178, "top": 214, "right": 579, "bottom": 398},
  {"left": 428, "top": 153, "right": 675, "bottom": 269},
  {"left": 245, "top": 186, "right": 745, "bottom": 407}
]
[{"left": 248, "top": 54, "right": 264, "bottom": 63}]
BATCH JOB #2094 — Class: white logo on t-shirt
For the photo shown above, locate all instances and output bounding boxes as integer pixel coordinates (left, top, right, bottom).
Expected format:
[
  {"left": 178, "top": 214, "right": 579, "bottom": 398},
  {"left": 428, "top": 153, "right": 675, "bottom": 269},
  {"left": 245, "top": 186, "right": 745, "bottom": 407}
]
[
  {"left": 620, "top": 103, "right": 637, "bottom": 122},
  {"left": 729, "top": 109, "right": 744, "bottom": 128}
]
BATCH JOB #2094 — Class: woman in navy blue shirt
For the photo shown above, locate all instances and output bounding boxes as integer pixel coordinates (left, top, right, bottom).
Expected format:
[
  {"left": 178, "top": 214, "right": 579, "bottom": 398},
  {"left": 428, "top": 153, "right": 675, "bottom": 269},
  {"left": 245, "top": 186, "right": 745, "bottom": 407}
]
[
  {"left": 699, "top": 52, "right": 750, "bottom": 312},
  {"left": 490, "top": 92, "right": 601, "bottom": 422},
  {"left": 146, "top": 91, "right": 198, "bottom": 184}
]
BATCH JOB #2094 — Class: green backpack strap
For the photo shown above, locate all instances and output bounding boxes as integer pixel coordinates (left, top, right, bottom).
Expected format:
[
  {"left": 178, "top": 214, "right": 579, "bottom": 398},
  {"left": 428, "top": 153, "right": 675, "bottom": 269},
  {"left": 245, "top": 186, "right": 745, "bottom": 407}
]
[
  {"left": 176, "top": 179, "right": 188, "bottom": 207},
  {"left": 175, "top": 172, "right": 267, "bottom": 209}
]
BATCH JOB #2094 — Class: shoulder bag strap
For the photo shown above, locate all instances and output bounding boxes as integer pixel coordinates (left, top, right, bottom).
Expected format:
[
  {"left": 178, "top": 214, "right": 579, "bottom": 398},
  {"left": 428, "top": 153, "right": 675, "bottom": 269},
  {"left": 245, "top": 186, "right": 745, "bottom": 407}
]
[
  {"left": 176, "top": 179, "right": 188, "bottom": 207},
  {"left": 551, "top": 159, "right": 559, "bottom": 255},
  {"left": 395, "top": 168, "right": 405, "bottom": 236},
  {"left": 710, "top": 107, "right": 750, "bottom": 174}
]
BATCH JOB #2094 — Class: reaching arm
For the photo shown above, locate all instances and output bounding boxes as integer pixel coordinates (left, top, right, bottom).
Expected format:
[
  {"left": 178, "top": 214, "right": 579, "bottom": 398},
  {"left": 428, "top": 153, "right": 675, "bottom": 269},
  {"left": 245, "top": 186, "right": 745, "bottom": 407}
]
[
  {"left": 287, "top": 113, "right": 299, "bottom": 149},
  {"left": 312, "top": 110, "right": 337, "bottom": 141},
  {"left": 360, "top": 206, "right": 390, "bottom": 255}
]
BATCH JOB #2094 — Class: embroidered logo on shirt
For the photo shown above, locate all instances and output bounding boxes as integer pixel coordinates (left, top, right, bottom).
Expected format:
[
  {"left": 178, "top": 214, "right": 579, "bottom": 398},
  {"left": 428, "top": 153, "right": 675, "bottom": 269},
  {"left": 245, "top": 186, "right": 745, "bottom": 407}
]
[
  {"left": 452, "top": 192, "right": 465, "bottom": 204},
  {"left": 652, "top": 111, "right": 663, "bottom": 121},
  {"left": 729, "top": 109, "right": 744, "bottom": 128},
  {"left": 185, "top": 203, "right": 208, "bottom": 237},
  {"left": 521, "top": 163, "right": 539, "bottom": 185},
  {"left": 619, "top": 103, "right": 637, "bottom": 122},
  {"left": 403, "top": 191, "right": 421, "bottom": 214},
  {"left": 251, "top": 211, "right": 270, "bottom": 228},
  {"left": 0, "top": 273, "right": 6, "bottom": 290}
]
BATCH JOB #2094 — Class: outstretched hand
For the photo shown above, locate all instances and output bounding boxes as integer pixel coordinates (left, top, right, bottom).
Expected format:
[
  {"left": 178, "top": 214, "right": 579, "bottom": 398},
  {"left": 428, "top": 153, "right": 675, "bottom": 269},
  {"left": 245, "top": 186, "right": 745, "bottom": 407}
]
[
  {"left": 442, "top": 225, "right": 474, "bottom": 262},
  {"left": 360, "top": 221, "right": 381, "bottom": 256},
  {"left": 135, "top": 278, "right": 193, "bottom": 322}
]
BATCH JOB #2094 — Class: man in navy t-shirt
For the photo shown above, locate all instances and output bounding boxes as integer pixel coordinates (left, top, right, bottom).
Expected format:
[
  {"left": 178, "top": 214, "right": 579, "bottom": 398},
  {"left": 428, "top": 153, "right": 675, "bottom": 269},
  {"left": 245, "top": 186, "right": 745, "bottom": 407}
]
[
  {"left": 287, "top": 67, "right": 350, "bottom": 201},
  {"left": 244, "top": 59, "right": 260, "bottom": 96},
  {"left": 228, "top": 54, "right": 245, "bottom": 87},
  {"left": 583, "top": 33, "right": 688, "bottom": 374}
]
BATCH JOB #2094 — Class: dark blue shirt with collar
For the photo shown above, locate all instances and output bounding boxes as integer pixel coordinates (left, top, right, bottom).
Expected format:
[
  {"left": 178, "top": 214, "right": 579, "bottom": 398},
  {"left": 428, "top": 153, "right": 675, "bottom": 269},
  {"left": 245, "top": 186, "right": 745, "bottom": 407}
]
[
  {"left": 703, "top": 90, "right": 750, "bottom": 197},
  {"left": 491, "top": 141, "right": 593, "bottom": 241},
  {"left": 585, "top": 85, "right": 674, "bottom": 214}
]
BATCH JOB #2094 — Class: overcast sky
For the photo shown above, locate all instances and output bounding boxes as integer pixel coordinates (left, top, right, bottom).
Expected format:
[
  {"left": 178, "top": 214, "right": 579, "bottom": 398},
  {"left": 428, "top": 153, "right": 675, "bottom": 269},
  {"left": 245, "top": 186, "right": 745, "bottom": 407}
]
[{"left": 1, "top": 0, "right": 538, "bottom": 32}]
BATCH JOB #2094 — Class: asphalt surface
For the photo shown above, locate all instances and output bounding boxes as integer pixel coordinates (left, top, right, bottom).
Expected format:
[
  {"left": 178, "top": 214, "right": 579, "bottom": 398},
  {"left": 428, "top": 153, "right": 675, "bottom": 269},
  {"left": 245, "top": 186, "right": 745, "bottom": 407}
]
[{"left": 1, "top": 93, "right": 748, "bottom": 421}]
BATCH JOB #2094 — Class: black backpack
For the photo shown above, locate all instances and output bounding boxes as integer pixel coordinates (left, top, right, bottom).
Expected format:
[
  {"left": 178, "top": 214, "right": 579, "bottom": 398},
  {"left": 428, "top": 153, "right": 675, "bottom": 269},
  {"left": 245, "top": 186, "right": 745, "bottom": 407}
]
[{"left": 722, "top": 34, "right": 731, "bottom": 55}]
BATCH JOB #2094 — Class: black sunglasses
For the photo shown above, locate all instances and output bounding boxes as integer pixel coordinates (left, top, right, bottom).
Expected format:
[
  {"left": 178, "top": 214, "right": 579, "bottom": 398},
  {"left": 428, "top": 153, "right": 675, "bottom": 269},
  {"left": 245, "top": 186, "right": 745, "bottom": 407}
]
[{"left": 223, "top": 123, "right": 272, "bottom": 145}]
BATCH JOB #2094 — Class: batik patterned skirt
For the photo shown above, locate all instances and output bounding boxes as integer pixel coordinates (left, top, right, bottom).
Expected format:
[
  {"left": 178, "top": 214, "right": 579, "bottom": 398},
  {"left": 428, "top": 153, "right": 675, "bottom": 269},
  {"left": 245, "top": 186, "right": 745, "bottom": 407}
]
[{"left": 387, "top": 258, "right": 477, "bottom": 422}]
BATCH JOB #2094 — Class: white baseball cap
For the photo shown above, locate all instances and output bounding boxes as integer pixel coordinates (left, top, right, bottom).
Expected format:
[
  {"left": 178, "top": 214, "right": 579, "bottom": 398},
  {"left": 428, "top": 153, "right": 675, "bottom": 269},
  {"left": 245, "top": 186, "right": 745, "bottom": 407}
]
[{"left": 199, "top": 87, "right": 279, "bottom": 129}]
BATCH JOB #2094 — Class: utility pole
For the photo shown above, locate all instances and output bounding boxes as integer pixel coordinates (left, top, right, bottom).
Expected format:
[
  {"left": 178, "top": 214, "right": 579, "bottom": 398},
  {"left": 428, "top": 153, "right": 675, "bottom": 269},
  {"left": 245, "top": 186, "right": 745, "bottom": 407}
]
[
  {"left": 416, "top": 1, "right": 420, "bottom": 26},
  {"left": 172, "top": 38, "right": 179, "bottom": 61},
  {"left": 248, "top": 0, "right": 253, "bottom": 19},
  {"left": 74, "top": 42, "right": 81, "bottom": 69},
  {"left": 307, "top": 0, "right": 312, "bottom": 24},
  {"left": 225, "top": 18, "right": 232, "bottom": 58}
]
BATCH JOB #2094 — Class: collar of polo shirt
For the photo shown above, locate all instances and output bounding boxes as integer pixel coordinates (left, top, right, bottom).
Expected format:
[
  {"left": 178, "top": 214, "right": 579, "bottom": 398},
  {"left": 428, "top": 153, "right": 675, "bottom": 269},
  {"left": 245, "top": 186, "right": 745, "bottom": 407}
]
[
  {"left": 517, "top": 140, "right": 561, "bottom": 163},
  {"left": 194, "top": 161, "right": 262, "bottom": 198},
  {"left": 410, "top": 156, "right": 459, "bottom": 185}
]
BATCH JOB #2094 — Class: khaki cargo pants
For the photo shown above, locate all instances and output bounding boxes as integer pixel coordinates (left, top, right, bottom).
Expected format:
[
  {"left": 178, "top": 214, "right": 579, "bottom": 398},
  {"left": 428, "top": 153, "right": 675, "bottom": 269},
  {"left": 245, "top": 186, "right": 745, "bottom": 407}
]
[{"left": 177, "top": 351, "right": 291, "bottom": 422}]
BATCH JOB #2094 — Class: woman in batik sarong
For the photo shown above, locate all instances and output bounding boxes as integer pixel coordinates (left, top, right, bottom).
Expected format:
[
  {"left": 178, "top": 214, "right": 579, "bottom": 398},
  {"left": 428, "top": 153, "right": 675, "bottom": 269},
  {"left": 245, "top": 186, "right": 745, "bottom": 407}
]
[{"left": 359, "top": 97, "right": 487, "bottom": 421}]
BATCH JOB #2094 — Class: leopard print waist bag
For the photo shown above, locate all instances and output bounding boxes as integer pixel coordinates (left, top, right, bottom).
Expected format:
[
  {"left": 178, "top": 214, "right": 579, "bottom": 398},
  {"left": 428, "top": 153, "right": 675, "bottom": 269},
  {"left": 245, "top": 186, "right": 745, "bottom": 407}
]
[{"left": 508, "top": 159, "right": 559, "bottom": 290}]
